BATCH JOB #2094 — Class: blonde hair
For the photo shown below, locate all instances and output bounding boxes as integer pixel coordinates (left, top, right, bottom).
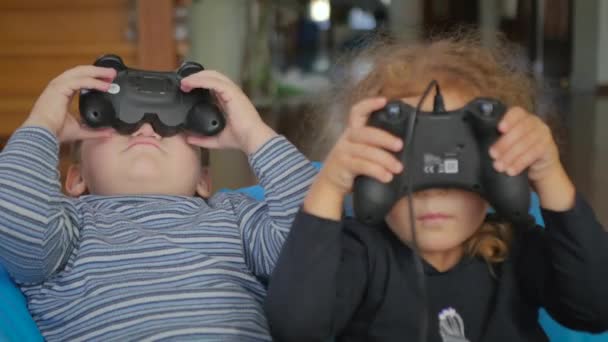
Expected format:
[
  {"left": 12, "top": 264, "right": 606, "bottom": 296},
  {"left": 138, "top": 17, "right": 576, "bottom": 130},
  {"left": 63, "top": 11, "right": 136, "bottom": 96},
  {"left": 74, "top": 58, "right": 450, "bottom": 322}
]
[
  {"left": 330, "top": 31, "right": 548, "bottom": 264},
  {"left": 343, "top": 32, "right": 536, "bottom": 116},
  {"left": 465, "top": 220, "right": 514, "bottom": 264}
]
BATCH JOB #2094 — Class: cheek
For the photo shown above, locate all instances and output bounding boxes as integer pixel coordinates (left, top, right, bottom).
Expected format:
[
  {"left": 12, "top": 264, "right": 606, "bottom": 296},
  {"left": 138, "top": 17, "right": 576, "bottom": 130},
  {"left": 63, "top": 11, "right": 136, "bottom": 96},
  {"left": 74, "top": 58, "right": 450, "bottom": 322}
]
[
  {"left": 169, "top": 140, "right": 201, "bottom": 165},
  {"left": 80, "top": 141, "right": 118, "bottom": 176},
  {"left": 449, "top": 193, "right": 489, "bottom": 243},
  {"left": 458, "top": 193, "right": 489, "bottom": 226},
  {"left": 387, "top": 198, "right": 412, "bottom": 220},
  {"left": 385, "top": 198, "right": 415, "bottom": 241},
  {"left": 164, "top": 139, "right": 204, "bottom": 178}
]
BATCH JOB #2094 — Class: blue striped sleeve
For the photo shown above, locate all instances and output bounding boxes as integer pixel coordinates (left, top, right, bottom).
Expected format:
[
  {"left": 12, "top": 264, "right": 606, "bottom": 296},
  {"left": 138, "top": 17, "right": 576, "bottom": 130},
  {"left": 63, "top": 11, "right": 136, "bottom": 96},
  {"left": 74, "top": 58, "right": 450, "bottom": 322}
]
[
  {"left": 0, "top": 127, "right": 80, "bottom": 284},
  {"left": 233, "top": 136, "right": 318, "bottom": 279}
]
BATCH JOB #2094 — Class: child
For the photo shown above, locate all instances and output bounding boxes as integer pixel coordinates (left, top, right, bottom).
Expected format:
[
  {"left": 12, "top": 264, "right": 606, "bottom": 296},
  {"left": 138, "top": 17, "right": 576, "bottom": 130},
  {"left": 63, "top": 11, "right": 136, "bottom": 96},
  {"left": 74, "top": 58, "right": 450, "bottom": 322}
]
[
  {"left": 0, "top": 65, "right": 317, "bottom": 341},
  {"left": 265, "top": 35, "right": 608, "bottom": 341}
]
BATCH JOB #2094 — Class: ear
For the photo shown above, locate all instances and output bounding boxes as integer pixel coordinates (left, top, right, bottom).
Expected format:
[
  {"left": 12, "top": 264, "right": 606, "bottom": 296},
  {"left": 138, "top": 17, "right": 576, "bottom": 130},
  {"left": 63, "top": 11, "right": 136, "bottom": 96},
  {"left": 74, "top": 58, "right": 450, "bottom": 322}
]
[
  {"left": 65, "top": 164, "right": 88, "bottom": 197},
  {"left": 195, "top": 166, "right": 212, "bottom": 198}
]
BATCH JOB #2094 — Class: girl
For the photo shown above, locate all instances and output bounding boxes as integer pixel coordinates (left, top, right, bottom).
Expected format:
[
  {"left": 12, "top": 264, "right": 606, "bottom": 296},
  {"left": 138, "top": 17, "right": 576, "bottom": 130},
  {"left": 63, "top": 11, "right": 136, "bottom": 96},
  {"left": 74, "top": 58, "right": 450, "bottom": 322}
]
[{"left": 264, "top": 34, "right": 608, "bottom": 341}]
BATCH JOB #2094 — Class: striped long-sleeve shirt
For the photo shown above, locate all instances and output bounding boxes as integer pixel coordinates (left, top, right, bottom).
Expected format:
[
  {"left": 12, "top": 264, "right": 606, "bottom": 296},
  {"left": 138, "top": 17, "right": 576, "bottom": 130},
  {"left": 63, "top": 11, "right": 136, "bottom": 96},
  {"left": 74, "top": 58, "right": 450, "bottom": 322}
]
[{"left": 0, "top": 127, "right": 318, "bottom": 341}]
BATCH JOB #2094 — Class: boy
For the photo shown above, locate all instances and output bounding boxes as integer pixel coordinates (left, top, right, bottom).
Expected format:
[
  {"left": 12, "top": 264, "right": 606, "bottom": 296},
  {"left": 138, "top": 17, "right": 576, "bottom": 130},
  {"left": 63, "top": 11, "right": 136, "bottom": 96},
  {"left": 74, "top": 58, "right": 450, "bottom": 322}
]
[{"left": 0, "top": 65, "right": 317, "bottom": 341}]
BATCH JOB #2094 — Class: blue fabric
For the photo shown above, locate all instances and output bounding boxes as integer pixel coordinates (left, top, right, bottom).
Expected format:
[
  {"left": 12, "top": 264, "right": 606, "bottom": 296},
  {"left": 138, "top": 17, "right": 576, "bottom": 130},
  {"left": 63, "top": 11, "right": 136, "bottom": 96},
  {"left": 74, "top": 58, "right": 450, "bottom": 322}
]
[
  {"left": 0, "top": 266, "right": 43, "bottom": 342},
  {"left": 541, "top": 309, "right": 608, "bottom": 342},
  {"left": 1, "top": 175, "right": 606, "bottom": 341}
]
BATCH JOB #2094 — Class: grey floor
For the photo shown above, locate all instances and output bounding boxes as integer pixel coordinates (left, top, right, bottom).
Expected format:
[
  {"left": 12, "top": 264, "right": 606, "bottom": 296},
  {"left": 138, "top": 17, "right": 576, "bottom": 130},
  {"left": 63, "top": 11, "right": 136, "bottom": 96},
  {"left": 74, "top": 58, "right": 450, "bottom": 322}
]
[{"left": 562, "top": 95, "right": 607, "bottom": 226}]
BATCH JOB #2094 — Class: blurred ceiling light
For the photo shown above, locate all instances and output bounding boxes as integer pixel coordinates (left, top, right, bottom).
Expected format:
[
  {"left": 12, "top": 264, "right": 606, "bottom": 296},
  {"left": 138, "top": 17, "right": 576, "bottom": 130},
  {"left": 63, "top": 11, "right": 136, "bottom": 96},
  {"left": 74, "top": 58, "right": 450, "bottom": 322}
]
[
  {"left": 380, "top": 0, "right": 391, "bottom": 5},
  {"left": 310, "top": 0, "right": 330, "bottom": 22}
]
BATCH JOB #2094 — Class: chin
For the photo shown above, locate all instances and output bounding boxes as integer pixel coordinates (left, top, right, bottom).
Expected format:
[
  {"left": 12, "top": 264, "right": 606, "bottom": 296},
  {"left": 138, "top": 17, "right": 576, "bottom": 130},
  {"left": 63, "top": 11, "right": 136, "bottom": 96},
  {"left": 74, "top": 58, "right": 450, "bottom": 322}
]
[
  {"left": 127, "top": 169, "right": 163, "bottom": 181},
  {"left": 416, "top": 233, "right": 468, "bottom": 253},
  {"left": 125, "top": 159, "right": 166, "bottom": 178}
]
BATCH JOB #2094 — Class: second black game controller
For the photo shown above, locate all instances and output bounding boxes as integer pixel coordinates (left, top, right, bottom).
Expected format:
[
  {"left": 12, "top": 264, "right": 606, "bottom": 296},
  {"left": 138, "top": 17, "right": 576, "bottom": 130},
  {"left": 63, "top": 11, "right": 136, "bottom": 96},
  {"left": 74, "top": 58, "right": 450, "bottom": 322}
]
[{"left": 353, "top": 98, "right": 531, "bottom": 225}]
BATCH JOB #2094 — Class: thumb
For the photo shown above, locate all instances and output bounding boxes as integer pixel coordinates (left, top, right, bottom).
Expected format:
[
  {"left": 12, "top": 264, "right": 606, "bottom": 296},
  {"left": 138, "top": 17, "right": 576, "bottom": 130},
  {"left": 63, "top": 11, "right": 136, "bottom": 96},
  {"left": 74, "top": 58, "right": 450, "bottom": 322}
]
[
  {"left": 186, "top": 135, "right": 221, "bottom": 149},
  {"left": 58, "top": 114, "right": 113, "bottom": 143},
  {"left": 349, "top": 97, "right": 387, "bottom": 128}
]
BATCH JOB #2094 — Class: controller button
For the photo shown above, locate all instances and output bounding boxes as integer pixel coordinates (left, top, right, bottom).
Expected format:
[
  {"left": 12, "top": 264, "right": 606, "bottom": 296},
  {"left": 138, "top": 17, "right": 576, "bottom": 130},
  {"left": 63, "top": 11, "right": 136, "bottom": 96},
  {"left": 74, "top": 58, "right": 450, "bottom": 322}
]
[
  {"left": 108, "top": 83, "right": 121, "bottom": 94},
  {"left": 480, "top": 102, "right": 494, "bottom": 115},
  {"left": 387, "top": 104, "right": 400, "bottom": 118}
]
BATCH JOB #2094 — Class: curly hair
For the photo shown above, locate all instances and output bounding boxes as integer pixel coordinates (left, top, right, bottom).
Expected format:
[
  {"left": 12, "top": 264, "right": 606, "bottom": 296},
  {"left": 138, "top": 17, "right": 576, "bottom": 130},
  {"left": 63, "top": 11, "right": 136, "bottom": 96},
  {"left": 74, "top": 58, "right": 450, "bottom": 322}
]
[
  {"left": 340, "top": 31, "right": 537, "bottom": 118},
  {"left": 327, "top": 31, "right": 552, "bottom": 264}
]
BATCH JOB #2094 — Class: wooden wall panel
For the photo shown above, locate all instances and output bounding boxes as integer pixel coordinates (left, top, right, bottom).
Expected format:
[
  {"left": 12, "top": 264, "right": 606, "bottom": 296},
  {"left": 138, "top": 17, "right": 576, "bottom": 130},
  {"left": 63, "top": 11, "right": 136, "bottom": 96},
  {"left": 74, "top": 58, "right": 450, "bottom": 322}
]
[
  {"left": 0, "top": 0, "right": 147, "bottom": 137},
  {"left": 0, "top": 55, "right": 137, "bottom": 97},
  {"left": 0, "top": 10, "right": 130, "bottom": 44},
  {"left": 0, "top": 0, "right": 130, "bottom": 10},
  {"left": 137, "top": 0, "right": 176, "bottom": 70}
]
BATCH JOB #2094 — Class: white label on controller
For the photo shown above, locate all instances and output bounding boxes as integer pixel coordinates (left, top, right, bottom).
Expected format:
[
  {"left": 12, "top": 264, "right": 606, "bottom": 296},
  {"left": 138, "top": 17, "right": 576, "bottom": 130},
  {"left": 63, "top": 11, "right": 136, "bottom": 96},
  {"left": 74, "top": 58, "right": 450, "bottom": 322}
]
[
  {"left": 108, "top": 83, "right": 121, "bottom": 94},
  {"left": 423, "top": 154, "right": 442, "bottom": 174},
  {"left": 444, "top": 159, "right": 459, "bottom": 174},
  {"left": 423, "top": 154, "right": 459, "bottom": 174}
]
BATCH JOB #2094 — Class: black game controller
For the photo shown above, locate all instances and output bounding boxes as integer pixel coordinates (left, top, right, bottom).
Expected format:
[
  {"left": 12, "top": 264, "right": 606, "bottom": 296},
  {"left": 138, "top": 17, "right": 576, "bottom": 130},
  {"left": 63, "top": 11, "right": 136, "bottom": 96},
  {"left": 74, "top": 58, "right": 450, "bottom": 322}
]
[
  {"left": 353, "top": 98, "right": 531, "bottom": 225},
  {"left": 79, "top": 54, "right": 225, "bottom": 137}
]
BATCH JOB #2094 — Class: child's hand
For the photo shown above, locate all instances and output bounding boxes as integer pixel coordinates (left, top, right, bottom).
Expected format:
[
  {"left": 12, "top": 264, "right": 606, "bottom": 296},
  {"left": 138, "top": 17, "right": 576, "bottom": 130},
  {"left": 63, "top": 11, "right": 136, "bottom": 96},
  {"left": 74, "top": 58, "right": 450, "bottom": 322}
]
[
  {"left": 180, "top": 70, "right": 276, "bottom": 155},
  {"left": 490, "top": 107, "right": 575, "bottom": 211},
  {"left": 303, "top": 98, "right": 403, "bottom": 220},
  {"left": 320, "top": 97, "right": 403, "bottom": 195},
  {"left": 22, "top": 66, "right": 116, "bottom": 143}
]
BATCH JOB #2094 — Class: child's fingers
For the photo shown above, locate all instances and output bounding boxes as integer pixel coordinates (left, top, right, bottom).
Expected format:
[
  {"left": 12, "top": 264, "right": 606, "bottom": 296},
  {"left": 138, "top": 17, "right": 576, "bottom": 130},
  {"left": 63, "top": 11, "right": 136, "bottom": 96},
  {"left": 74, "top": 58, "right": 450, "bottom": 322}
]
[
  {"left": 66, "top": 65, "right": 117, "bottom": 82},
  {"left": 347, "top": 126, "right": 403, "bottom": 152},
  {"left": 347, "top": 156, "right": 394, "bottom": 183},
  {"left": 503, "top": 138, "right": 549, "bottom": 176},
  {"left": 347, "top": 142, "right": 403, "bottom": 174},
  {"left": 493, "top": 133, "right": 541, "bottom": 172},
  {"left": 58, "top": 115, "right": 114, "bottom": 143},
  {"left": 181, "top": 72, "right": 230, "bottom": 92},
  {"left": 49, "top": 74, "right": 113, "bottom": 97},
  {"left": 180, "top": 74, "right": 215, "bottom": 91},
  {"left": 497, "top": 106, "right": 528, "bottom": 133},
  {"left": 72, "top": 78, "right": 113, "bottom": 93},
  {"left": 181, "top": 74, "right": 233, "bottom": 104},
  {"left": 198, "top": 70, "right": 235, "bottom": 85},
  {"left": 490, "top": 115, "right": 536, "bottom": 158},
  {"left": 73, "top": 127, "right": 114, "bottom": 141},
  {"left": 348, "top": 97, "right": 387, "bottom": 128}
]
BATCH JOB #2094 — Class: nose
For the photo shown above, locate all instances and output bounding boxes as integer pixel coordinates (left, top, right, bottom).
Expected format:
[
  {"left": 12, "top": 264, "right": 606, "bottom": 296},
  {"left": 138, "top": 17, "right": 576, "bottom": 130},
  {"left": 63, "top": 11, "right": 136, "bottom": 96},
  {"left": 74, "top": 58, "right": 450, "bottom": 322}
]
[{"left": 132, "top": 122, "right": 161, "bottom": 139}]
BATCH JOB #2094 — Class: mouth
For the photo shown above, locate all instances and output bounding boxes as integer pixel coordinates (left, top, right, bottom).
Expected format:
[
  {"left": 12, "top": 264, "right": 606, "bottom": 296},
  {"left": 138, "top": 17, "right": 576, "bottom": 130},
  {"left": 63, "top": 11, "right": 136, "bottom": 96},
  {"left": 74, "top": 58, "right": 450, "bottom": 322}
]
[
  {"left": 416, "top": 212, "right": 453, "bottom": 223},
  {"left": 125, "top": 138, "right": 162, "bottom": 151}
]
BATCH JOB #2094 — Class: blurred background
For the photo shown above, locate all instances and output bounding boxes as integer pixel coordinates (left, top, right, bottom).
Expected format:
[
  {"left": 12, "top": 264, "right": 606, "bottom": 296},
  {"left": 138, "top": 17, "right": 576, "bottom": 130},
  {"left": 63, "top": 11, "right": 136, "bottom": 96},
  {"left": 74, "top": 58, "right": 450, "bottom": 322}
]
[{"left": 0, "top": 0, "right": 605, "bottom": 225}]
